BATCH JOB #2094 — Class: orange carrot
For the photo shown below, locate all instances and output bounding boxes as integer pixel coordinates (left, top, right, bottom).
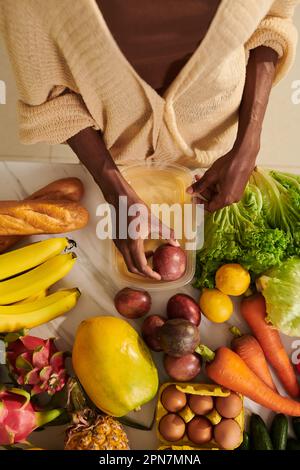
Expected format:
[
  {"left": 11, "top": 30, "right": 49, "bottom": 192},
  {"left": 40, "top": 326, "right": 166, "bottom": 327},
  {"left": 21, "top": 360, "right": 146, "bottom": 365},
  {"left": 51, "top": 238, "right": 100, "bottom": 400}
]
[
  {"left": 230, "top": 326, "right": 277, "bottom": 392},
  {"left": 200, "top": 345, "right": 300, "bottom": 416},
  {"left": 240, "top": 294, "right": 300, "bottom": 398}
]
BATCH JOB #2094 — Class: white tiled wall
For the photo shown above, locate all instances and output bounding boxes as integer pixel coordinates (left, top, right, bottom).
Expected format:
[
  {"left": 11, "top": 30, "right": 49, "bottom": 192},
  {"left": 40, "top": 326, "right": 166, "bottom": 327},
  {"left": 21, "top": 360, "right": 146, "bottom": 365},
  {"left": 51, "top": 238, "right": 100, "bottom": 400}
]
[{"left": 0, "top": 9, "right": 299, "bottom": 167}]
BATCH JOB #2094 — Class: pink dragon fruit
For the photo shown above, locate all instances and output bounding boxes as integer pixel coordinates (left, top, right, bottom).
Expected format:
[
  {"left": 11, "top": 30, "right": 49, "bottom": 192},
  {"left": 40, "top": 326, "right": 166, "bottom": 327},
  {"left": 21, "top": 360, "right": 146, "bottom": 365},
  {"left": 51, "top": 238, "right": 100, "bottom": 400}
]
[
  {"left": 6, "top": 335, "right": 68, "bottom": 396},
  {"left": 0, "top": 386, "right": 63, "bottom": 444}
]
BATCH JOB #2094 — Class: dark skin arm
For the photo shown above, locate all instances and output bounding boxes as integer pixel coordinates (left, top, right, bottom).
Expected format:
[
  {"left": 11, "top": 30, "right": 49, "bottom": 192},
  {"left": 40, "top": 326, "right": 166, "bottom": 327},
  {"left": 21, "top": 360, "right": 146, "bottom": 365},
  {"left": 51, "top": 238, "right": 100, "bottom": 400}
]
[
  {"left": 67, "top": 128, "right": 177, "bottom": 280},
  {"left": 68, "top": 46, "right": 278, "bottom": 277},
  {"left": 187, "top": 46, "right": 279, "bottom": 211}
]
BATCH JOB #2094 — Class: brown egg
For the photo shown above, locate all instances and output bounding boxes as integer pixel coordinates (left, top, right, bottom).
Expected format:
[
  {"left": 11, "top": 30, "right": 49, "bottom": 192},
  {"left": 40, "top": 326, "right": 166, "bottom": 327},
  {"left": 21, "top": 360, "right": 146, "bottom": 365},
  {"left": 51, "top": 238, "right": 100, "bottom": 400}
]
[
  {"left": 159, "top": 414, "right": 186, "bottom": 442},
  {"left": 215, "top": 393, "right": 242, "bottom": 418},
  {"left": 161, "top": 385, "right": 187, "bottom": 413},
  {"left": 188, "top": 395, "right": 214, "bottom": 415},
  {"left": 187, "top": 416, "right": 213, "bottom": 445},
  {"left": 214, "top": 419, "right": 242, "bottom": 450}
]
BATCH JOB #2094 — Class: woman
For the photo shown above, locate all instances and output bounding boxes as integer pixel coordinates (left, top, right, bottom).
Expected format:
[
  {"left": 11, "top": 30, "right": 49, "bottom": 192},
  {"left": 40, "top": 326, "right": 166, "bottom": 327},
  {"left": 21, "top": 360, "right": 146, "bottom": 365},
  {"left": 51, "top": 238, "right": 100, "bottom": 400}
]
[{"left": 0, "top": 0, "right": 298, "bottom": 279}]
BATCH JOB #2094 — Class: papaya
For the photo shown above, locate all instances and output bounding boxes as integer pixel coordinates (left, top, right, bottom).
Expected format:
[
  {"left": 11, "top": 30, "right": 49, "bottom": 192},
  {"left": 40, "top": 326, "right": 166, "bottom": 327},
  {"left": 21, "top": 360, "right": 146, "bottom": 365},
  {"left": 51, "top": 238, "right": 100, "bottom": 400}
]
[{"left": 72, "top": 316, "right": 159, "bottom": 417}]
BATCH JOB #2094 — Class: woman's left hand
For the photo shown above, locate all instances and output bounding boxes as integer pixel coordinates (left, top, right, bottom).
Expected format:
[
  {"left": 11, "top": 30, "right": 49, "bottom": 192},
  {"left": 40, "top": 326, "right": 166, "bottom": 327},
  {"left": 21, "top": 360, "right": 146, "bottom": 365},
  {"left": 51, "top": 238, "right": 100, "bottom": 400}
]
[
  {"left": 186, "top": 141, "right": 259, "bottom": 212},
  {"left": 187, "top": 45, "right": 278, "bottom": 213}
]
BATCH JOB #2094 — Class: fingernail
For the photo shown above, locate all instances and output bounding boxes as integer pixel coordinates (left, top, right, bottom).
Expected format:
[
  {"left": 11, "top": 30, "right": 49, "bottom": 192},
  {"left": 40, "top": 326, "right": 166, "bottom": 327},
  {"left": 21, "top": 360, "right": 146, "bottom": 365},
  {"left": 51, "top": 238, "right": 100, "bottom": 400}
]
[{"left": 186, "top": 186, "right": 193, "bottom": 194}]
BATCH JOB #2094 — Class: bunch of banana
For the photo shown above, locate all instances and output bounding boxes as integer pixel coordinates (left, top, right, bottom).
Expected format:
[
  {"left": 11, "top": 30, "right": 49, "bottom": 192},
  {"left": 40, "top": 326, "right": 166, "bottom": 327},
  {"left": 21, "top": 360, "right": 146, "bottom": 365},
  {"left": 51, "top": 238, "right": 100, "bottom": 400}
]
[{"left": 0, "top": 238, "right": 80, "bottom": 332}]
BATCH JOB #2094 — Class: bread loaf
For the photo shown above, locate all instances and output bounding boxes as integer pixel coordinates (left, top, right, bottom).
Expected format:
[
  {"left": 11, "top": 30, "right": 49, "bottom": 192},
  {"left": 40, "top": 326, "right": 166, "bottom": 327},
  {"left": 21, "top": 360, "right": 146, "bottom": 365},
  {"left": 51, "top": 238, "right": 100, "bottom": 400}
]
[
  {"left": 29, "top": 177, "right": 84, "bottom": 202},
  {"left": 0, "top": 200, "right": 89, "bottom": 235},
  {"left": 0, "top": 178, "right": 85, "bottom": 252}
]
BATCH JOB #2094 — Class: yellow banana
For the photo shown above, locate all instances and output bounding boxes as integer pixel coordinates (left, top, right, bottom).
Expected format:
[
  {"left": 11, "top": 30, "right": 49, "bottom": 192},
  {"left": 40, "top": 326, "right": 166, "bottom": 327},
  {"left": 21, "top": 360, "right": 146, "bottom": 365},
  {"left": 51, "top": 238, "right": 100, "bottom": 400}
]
[
  {"left": 1, "top": 290, "right": 72, "bottom": 315},
  {"left": 14, "top": 289, "right": 48, "bottom": 305},
  {"left": 0, "top": 237, "right": 72, "bottom": 281},
  {"left": 0, "top": 253, "right": 76, "bottom": 305},
  {"left": 0, "top": 288, "right": 80, "bottom": 332}
]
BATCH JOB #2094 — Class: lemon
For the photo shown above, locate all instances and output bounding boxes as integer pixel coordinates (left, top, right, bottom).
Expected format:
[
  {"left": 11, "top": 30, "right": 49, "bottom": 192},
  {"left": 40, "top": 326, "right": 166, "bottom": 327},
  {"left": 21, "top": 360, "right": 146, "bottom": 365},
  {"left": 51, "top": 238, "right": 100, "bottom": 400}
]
[
  {"left": 199, "top": 288, "right": 233, "bottom": 323},
  {"left": 215, "top": 263, "right": 250, "bottom": 296}
]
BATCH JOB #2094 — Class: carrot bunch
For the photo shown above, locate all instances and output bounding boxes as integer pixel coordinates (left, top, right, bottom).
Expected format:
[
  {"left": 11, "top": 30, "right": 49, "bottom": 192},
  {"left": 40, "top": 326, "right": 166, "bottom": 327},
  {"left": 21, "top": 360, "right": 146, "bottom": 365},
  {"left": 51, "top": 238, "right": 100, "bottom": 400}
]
[
  {"left": 240, "top": 294, "right": 300, "bottom": 398},
  {"left": 199, "top": 294, "right": 300, "bottom": 415},
  {"left": 230, "top": 325, "right": 277, "bottom": 392}
]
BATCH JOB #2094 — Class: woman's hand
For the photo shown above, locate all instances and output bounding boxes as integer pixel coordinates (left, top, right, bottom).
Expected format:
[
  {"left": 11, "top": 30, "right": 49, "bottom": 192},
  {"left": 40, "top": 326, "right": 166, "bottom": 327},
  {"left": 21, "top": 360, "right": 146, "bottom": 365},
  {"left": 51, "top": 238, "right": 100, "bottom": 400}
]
[
  {"left": 109, "top": 182, "right": 179, "bottom": 280},
  {"left": 187, "top": 140, "right": 258, "bottom": 212},
  {"left": 68, "top": 128, "right": 177, "bottom": 279},
  {"left": 187, "top": 45, "right": 278, "bottom": 212}
]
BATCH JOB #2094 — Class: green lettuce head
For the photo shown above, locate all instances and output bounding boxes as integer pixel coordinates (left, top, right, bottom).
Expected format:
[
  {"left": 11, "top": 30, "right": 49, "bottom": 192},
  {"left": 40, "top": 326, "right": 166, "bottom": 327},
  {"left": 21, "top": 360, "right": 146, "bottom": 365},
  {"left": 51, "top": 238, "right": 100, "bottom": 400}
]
[{"left": 257, "top": 257, "right": 300, "bottom": 336}]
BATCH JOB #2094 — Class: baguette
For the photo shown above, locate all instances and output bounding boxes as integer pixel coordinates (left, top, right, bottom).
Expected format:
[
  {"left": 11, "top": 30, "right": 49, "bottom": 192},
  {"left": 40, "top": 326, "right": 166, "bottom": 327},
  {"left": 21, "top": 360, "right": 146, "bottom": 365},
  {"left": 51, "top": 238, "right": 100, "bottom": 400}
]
[
  {"left": 0, "top": 178, "right": 85, "bottom": 252},
  {"left": 0, "top": 200, "right": 89, "bottom": 236},
  {"left": 29, "top": 177, "right": 84, "bottom": 202}
]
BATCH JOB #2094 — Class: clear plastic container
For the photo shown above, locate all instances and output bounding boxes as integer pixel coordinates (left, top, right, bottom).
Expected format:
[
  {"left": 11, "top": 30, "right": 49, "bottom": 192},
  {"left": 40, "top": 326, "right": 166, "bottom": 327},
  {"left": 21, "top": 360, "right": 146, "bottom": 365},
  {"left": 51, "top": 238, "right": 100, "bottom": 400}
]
[{"left": 111, "top": 162, "right": 196, "bottom": 291}]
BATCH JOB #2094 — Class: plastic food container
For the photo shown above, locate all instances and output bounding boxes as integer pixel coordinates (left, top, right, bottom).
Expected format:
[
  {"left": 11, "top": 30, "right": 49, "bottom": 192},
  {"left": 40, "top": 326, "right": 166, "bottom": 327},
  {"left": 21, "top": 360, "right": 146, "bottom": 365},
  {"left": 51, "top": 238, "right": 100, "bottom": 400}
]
[
  {"left": 112, "top": 162, "right": 196, "bottom": 291},
  {"left": 156, "top": 382, "right": 244, "bottom": 450}
]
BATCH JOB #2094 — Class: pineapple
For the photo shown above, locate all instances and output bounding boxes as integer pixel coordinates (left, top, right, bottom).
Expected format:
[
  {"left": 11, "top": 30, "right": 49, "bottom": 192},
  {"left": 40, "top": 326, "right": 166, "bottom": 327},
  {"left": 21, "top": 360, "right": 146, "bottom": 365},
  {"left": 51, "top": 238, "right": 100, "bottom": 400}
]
[
  {"left": 64, "top": 410, "right": 130, "bottom": 450},
  {"left": 64, "top": 378, "right": 130, "bottom": 450}
]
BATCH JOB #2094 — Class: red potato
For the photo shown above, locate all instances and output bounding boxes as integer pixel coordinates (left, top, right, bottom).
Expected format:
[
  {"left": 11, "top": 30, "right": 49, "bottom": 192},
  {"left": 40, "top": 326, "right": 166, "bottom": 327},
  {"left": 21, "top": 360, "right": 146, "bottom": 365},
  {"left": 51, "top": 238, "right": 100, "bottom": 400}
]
[
  {"left": 114, "top": 287, "right": 151, "bottom": 319},
  {"left": 164, "top": 353, "right": 201, "bottom": 381},
  {"left": 167, "top": 293, "right": 201, "bottom": 326},
  {"left": 153, "top": 244, "right": 187, "bottom": 281},
  {"left": 141, "top": 315, "right": 166, "bottom": 351}
]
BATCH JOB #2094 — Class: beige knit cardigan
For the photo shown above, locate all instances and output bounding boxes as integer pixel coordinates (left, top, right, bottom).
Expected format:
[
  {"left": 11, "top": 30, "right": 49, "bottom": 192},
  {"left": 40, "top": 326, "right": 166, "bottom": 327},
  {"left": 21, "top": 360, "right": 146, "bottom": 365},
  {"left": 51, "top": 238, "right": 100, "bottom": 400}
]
[{"left": 0, "top": 0, "right": 299, "bottom": 168}]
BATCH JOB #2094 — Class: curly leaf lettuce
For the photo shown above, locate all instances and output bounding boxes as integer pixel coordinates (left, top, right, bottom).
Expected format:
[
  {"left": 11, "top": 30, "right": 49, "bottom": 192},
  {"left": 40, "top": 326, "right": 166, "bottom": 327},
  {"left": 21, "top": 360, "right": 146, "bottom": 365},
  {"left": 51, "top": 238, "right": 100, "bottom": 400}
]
[
  {"left": 194, "top": 168, "right": 300, "bottom": 289},
  {"left": 257, "top": 258, "right": 300, "bottom": 336},
  {"left": 251, "top": 169, "right": 300, "bottom": 239}
]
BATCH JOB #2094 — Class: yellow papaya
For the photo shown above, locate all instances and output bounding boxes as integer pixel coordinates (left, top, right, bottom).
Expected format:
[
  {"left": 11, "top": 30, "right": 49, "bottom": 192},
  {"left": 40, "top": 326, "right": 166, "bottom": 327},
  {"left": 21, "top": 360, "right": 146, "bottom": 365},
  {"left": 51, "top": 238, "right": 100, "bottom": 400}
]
[{"left": 72, "top": 316, "right": 159, "bottom": 417}]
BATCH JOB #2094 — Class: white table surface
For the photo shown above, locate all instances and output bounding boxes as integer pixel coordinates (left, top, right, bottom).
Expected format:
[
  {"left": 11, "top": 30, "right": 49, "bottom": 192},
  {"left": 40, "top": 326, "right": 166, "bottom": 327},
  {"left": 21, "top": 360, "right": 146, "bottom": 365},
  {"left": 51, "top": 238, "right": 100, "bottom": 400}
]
[{"left": 0, "top": 161, "right": 298, "bottom": 450}]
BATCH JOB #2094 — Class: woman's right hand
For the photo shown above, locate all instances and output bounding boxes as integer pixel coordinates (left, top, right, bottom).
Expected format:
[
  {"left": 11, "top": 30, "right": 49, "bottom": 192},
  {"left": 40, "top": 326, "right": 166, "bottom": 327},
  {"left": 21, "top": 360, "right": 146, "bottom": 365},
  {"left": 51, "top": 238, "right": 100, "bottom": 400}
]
[
  {"left": 108, "top": 179, "right": 179, "bottom": 280},
  {"left": 67, "top": 127, "right": 177, "bottom": 279}
]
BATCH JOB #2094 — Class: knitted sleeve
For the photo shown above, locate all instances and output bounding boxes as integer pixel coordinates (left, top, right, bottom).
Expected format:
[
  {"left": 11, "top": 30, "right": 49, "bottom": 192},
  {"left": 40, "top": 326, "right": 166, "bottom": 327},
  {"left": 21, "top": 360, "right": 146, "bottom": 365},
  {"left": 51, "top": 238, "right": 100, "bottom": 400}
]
[
  {"left": 17, "top": 92, "right": 97, "bottom": 145},
  {"left": 0, "top": 2, "right": 97, "bottom": 145},
  {"left": 246, "top": 0, "right": 299, "bottom": 84}
]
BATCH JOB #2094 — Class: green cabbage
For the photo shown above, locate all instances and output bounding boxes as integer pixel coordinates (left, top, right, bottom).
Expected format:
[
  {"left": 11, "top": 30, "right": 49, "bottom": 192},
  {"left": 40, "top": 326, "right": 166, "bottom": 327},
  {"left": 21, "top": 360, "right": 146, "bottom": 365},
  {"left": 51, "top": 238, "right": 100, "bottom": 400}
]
[
  {"left": 258, "top": 258, "right": 300, "bottom": 336},
  {"left": 194, "top": 168, "right": 300, "bottom": 289}
]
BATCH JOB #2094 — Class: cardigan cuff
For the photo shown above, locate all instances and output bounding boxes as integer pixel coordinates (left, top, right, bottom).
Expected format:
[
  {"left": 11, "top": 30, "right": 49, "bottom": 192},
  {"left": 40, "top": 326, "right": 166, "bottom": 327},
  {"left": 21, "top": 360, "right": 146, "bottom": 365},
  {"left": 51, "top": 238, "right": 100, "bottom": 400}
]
[
  {"left": 245, "top": 16, "right": 298, "bottom": 85},
  {"left": 18, "top": 92, "right": 98, "bottom": 144}
]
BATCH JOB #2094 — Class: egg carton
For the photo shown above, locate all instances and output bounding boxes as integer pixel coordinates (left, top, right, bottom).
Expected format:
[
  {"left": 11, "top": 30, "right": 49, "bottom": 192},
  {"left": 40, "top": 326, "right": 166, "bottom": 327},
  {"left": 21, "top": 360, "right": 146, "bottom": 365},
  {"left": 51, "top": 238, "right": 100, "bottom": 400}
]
[{"left": 156, "top": 382, "right": 244, "bottom": 450}]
